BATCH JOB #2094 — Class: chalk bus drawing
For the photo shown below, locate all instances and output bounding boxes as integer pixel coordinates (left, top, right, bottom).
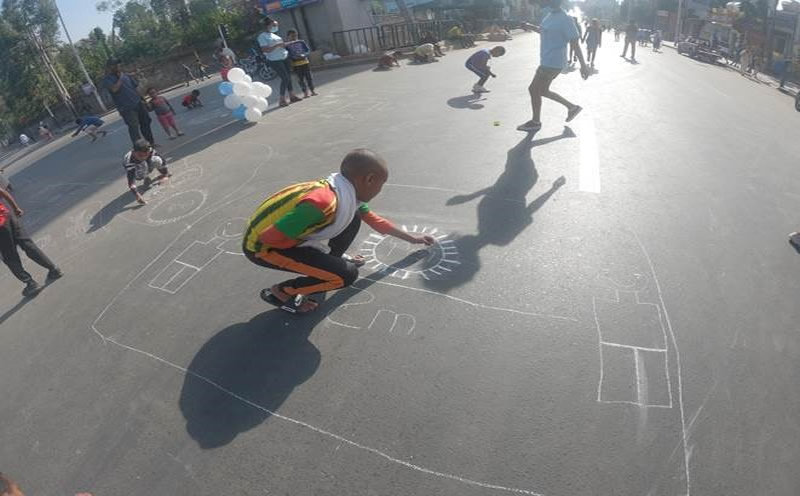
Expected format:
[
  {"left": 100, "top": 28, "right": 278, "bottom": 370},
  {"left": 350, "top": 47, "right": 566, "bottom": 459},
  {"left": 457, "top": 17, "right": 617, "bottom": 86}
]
[
  {"left": 593, "top": 272, "right": 673, "bottom": 409},
  {"left": 358, "top": 226, "right": 460, "bottom": 280}
]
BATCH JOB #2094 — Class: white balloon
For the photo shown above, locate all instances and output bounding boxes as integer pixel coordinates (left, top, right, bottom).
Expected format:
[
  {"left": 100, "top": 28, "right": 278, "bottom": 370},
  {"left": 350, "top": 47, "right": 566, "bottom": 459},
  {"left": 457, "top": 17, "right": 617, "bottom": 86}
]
[
  {"left": 241, "top": 95, "right": 260, "bottom": 108},
  {"left": 252, "top": 82, "right": 270, "bottom": 98},
  {"left": 232, "top": 81, "right": 252, "bottom": 96},
  {"left": 254, "top": 98, "right": 269, "bottom": 112},
  {"left": 243, "top": 74, "right": 252, "bottom": 84},
  {"left": 245, "top": 107, "right": 262, "bottom": 122},
  {"left": 227, "top": 67, "right": 246, "bottom": 83},
  {"left": 223, "top": 94, "right": 242, "bottom": 110}
]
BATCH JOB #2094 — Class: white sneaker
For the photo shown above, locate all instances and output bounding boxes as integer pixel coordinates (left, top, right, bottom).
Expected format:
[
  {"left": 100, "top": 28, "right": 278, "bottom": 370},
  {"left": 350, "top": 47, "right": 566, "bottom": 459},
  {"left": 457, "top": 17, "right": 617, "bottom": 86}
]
[{"left": 473, "top": 84, "right": 490, "bottom": 93}]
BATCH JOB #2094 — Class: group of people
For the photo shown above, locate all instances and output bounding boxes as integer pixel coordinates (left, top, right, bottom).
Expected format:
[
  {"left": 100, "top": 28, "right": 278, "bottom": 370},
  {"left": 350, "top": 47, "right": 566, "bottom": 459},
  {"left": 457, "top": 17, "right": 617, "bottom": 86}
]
[{"left": 255, "top": 17, "right": 317, "bottom": 107}]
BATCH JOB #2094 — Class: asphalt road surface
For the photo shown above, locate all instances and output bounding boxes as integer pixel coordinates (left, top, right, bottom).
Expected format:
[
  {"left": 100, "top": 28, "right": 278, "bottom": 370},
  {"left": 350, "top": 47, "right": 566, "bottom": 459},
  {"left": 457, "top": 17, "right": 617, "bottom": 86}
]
[{"left": 1, "top": 33, "right": 799, "bottom": 496}]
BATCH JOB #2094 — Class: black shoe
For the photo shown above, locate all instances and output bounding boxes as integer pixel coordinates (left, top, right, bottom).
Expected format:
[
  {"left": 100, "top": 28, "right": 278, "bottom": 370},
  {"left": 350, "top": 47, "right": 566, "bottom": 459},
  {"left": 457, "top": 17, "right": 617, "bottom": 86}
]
[
  {"left": 46, "top": 268, "right": 63, "bottom": 282},
  {"left": 22, "top": 281, "right": 42, "bottom": 297}
]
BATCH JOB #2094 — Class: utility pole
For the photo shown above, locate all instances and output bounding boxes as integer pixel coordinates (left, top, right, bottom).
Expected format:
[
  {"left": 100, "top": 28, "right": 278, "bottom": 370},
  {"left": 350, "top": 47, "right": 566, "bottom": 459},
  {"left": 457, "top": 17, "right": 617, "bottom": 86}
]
[
  {"left": 26, "top": 25, "right": 77, "bottom": 117},
  {"left": 53, "top": 0, "right": 107, "bottom": 112},
  {"left": 675, "top": 0, "right": 684, "bottom": 42}
]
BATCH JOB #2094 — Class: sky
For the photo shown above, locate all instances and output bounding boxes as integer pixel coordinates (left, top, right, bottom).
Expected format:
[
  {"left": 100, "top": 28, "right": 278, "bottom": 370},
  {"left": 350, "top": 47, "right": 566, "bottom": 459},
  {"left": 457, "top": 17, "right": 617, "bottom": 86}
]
[{"left": 57, "top": 0, "right": 114, "bottom": 41}]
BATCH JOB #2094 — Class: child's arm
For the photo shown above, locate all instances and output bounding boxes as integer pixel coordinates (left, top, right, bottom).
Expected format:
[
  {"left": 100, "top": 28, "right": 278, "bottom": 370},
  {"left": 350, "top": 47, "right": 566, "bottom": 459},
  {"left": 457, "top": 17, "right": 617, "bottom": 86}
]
[
  {"left": 126, "top": 169, "right": 145, "bottom": 204},
  {"left": 360, "top": 209, "right": 434, "bottom": 245},
  {"left": 0, "top": 187, "right": 24, "bottom": 216},
  {"left": 71, "top": 124, "right": 85, "bottom": 137}
]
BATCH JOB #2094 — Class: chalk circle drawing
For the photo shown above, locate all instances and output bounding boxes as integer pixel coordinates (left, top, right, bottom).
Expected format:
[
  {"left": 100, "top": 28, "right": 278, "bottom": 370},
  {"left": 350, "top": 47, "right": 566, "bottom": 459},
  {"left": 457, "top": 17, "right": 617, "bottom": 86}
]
[
  {"left": 146, "top": 189, "right": 208, "bottom": 226},
  {"left": 358, "top": 226, "right": 460, "bottom": 280}
]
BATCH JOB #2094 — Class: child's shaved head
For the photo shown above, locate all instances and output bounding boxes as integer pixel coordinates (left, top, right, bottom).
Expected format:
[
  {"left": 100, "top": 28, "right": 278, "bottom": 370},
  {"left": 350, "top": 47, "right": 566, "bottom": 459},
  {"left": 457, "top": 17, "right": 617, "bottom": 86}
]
[{"left": 340, "top": 149, "right": 388, "bottom": 181}]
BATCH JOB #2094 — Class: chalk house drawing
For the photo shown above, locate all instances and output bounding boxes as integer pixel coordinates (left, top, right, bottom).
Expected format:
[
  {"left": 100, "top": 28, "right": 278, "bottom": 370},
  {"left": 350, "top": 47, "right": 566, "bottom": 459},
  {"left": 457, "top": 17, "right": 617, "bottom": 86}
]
[
  {"left": 148, "top": 218, "right": 246, "bottom": 294},
  {"left": 593, "top": 271, "right": 673, "bottom": 408}
]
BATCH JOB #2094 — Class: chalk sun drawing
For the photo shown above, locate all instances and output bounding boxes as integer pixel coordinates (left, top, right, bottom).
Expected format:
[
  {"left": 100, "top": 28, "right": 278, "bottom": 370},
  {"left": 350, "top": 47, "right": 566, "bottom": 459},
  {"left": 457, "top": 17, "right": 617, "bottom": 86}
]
[{"left": 358, "top": 226, "right": 460, "bottom": 280}]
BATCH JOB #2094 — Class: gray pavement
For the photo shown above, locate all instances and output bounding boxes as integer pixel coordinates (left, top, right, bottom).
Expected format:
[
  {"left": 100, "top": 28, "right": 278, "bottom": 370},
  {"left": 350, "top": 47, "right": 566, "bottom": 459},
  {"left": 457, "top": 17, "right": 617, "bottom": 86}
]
[{"left": 1, "top": 33, "right": 800, "bottom": 496}]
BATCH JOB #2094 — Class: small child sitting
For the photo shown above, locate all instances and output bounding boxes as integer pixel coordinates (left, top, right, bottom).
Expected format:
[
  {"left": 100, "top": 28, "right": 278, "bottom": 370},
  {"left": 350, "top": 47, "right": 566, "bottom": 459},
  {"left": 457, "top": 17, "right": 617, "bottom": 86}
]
[
  {"left": 123, "top": 139, "right": 171, "bottom": 205},
  {"left": 377, "top": 53, "right": 400, "bottom": 69},
  {"left": 181, "top": 89, "right": 202, "bottom": 109}
]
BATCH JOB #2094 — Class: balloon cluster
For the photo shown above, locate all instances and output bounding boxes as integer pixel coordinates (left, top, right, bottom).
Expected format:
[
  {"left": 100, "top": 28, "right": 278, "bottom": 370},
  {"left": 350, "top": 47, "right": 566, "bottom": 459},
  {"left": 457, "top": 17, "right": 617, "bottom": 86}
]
[{"left": 218, "top": 67, "right": 272, "bottom": 123}]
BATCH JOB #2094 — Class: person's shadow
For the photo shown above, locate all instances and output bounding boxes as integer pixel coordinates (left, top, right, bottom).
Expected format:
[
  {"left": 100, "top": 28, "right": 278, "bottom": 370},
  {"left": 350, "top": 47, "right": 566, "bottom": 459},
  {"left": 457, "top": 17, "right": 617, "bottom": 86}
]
[
  {"left": 87, "top": 190, "right": 144, "bottom": 233},
  {"left": 447, "top": 94, "right": 486, "bottom": 110},
  {"left": 179, "top": 252, "right": 426, "bottom": 449},
  {"left": 426, "top": 129, "right": 574, "bottom": 292}
]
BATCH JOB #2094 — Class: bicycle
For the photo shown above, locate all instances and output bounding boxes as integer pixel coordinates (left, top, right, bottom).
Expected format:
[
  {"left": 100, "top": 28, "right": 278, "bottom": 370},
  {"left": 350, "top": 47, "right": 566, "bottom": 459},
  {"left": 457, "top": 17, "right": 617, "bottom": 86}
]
[{"left": 236, "top": 52, "right": 278, "bottom": 82}]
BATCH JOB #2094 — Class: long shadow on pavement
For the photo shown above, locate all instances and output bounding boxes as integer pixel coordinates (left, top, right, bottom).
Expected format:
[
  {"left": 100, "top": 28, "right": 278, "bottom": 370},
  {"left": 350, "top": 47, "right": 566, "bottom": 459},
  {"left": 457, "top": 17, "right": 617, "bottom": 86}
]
[
  {"left": 423, "top": 128, "right": 574, "bottom": 292},
  {"left": 179, "top": 251, "right": 424, "bottom": 449}
]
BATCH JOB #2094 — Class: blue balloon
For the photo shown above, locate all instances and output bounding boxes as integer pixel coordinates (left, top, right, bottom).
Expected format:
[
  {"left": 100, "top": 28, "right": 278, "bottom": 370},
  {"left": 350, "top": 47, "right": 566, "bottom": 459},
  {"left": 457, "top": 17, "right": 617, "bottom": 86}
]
[
  {"left": 218, "top": 82, "right": 234, "bottom": 96},
  {"left": 232, "top": 104, "right": 247, "bottom": 120}
]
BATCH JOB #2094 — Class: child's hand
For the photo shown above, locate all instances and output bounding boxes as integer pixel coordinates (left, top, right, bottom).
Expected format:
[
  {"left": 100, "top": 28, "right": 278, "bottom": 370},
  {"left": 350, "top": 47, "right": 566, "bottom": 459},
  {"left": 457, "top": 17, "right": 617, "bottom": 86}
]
[
  {"left": 414, "top": 234, "right": 436, "bottom": 246},
  {"left": 14, "top": 207, "right": 23, "bottom": 216}
]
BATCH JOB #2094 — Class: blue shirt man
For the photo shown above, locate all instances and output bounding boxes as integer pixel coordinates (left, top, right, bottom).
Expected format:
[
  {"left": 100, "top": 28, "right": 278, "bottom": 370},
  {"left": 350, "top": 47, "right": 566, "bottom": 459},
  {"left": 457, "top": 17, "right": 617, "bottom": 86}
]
[
  {"left": 516, "top": 0, "right": 589, "bottom": 133},
  {"left": 539, "top": 8, "right": 580, "bottom": 70},
  {"left": 102, "top": 58, "right": 154, "bottom": 146},
  {"left": 102, "top": 71, "right": 142, "bottom": 112}
]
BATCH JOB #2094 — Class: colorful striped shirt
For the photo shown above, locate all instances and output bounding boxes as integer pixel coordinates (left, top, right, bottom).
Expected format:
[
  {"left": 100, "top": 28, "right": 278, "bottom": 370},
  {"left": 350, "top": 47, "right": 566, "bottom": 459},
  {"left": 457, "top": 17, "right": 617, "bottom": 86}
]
[{"left": 243, "top": 179, "right": 394, "bottom": 254}]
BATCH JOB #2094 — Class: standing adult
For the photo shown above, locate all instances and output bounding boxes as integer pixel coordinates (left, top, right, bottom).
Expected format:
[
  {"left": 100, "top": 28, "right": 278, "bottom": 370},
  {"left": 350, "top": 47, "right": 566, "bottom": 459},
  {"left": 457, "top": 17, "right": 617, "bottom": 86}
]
[
  {"left": 621, "top": 21, "right": 638, "bottom": 61},
  {"left": 0, "top": 186, "right": 62, "bottom": 297},
  {"left": 568, "top": 17, "right": 583, "bottom": 64},
  {"left": 583, "top": 18, "right": 602, "bottom": 67},
  {"left": 258, "top": 17, "right": 301, "bottom": 108},
  {"left": 102, "top": 58, "right": 156, "bottom": 146},
  {"left": 516, "top": 0, "right": 590, "bottom": 133}
]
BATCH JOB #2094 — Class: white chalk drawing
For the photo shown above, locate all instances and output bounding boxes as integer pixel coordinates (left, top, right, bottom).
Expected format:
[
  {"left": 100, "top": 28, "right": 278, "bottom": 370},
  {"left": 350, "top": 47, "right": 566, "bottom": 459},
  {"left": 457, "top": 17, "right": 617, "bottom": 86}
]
[
  {"left": 593, "top": 272, "right": 672, "bottom": 408},
  {"left": 368, "top": 309, "right": 416, "bottom": 335},
  {"left": 358, "top": 226, "right": 460, "bottom": 281},
  {"left": 92, "top": 194, "right": 549, "bottom": 495},
  {"left": 148, "top": 218, "right": 246, "bottom": 294},
  {"left": 90, "top": 175, "right": 690, "bottom": 496},
  {"left": 325, "top": 288, "right": 416, "bottom": 336},
  {"left": 146, "top": 189, "right": 208, "bottom": 226}
]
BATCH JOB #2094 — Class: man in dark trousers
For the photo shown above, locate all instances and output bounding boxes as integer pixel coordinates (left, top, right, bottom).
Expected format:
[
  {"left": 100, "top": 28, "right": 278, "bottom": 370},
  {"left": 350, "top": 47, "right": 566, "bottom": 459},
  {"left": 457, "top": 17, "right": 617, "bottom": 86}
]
[
  {"left": 621, "top": 21, "right": 639, "bottom": 61},
  {"left": 102, "top": 58, "right": 156, "bottom": 146},
  {"left": 0, "top": 187, "right": 62, "bottom": 297}
]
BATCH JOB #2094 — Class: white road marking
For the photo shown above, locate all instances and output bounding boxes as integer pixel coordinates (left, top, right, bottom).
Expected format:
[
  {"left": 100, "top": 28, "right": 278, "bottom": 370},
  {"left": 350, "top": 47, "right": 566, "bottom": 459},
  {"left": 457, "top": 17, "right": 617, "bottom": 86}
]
[{"left": 578, "top": 116, "right": 601, "bottom": 193}]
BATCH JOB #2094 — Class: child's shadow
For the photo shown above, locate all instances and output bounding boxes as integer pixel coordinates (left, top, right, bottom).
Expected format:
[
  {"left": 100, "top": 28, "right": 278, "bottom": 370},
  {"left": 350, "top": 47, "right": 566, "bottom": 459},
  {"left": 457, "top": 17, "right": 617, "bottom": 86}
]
[
  {"left": 427, "top": 129, "right": 574, "bottom": 292},
  {"left": 447, "top": 94, "right": 486, "bottom": 110}
]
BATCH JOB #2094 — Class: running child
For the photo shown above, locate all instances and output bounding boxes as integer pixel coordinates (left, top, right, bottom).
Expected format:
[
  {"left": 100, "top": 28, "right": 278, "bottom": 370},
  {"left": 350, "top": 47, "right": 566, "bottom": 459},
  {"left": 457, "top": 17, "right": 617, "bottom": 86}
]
[
  {"left": 285, "top": 30, "right": 317, "bottom": 98},
  {"left": 182, "top": 89, "right": 203, "bottom": 109},
  {"left": 146, "top": 87, "right": 183, "bottom": 139},
  {"left": 72, "top": 115, "right": 107, "bottom": 141},
  {"left": 465, "top": 46, "right": 505, "bottom": 93},
  {"left": 123, "top": 139, "right": 171, "bottom": 205},
  {"left": 242, "top": 149, "right": 434, "bottom": 314}
]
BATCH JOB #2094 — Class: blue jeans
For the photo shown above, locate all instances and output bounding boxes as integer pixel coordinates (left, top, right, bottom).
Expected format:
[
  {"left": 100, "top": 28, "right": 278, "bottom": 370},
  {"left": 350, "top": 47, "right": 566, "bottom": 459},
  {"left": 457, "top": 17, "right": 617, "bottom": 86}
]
[{"left": 268, "top": 58, "right": 293, "bottom": 97}]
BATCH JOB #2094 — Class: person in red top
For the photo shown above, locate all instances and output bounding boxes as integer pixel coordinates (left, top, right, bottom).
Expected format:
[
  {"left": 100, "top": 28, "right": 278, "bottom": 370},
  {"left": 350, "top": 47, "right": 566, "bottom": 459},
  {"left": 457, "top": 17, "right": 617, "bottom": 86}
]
[
  {"left": 0, "top": 186, "right": 62, "bottom": 297},
  {"left": 181, "top": 89, "right": 203, "bottom": 109},
  {"left": 243, "top": 149, "right": 434, "bottom": 313}
]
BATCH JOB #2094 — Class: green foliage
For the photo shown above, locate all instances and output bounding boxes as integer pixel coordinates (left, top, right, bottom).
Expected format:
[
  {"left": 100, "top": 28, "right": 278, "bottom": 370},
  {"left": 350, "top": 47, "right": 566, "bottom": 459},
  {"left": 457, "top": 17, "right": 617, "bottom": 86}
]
[{"left": 0, "top": 0, "right": 252, "bottom": 137}]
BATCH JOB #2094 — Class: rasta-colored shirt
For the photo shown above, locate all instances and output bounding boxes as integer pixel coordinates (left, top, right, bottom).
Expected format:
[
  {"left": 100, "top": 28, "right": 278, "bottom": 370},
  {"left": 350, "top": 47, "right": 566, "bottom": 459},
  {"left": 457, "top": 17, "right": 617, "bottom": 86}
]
[{"left": 242, "top": 179, "right": 394, "bottom": 254}]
